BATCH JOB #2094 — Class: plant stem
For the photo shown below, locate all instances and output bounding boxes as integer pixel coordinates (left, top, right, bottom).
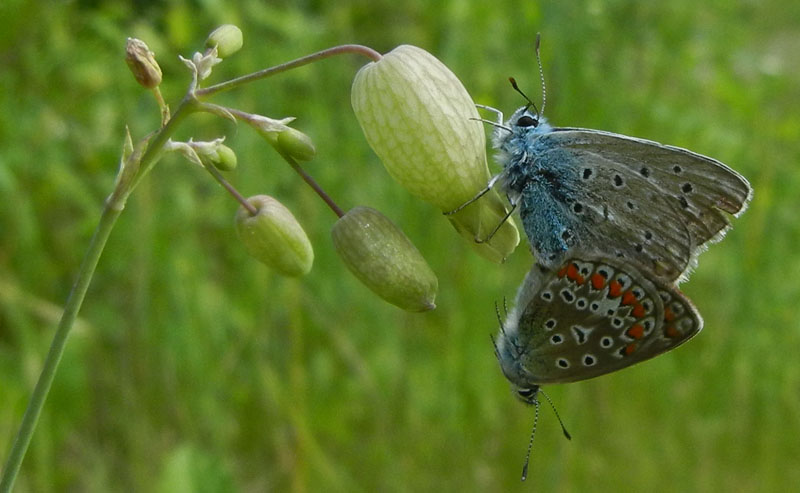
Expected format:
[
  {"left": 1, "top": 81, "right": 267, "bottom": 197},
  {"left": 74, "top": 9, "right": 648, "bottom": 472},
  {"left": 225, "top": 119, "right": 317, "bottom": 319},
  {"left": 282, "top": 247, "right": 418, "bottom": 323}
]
[
  {"left": 204, "top": 162, "right": 258, "bottom": 215},
  {"left": 0, "top": 202, "right": 121, "bottom": 492},
  {"left": 0, "top": 100, "right": 196, "bottom": 493},
  {"left": 196, "top": 44, "right": 382, "bottom": 98},
  {"left": 283, "top": 155, "right": 345, "bottom": 218}
]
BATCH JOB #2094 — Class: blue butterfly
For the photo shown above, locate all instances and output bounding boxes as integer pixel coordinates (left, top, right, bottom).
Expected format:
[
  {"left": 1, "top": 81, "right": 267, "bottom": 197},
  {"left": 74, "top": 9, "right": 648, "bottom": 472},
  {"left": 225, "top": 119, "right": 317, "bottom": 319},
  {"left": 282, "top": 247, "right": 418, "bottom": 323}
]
[{"left": 457, "top": 37, "right": 752, "bottom": 283}]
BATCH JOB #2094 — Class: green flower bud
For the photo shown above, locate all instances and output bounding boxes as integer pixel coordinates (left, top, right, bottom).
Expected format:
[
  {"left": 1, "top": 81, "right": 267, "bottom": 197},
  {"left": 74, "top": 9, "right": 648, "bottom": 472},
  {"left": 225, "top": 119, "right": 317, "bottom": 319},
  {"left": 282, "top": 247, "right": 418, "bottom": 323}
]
[
  {"left": 236, "top": 195, "right": 313, "bottom": 277},
  {"left": 245, "top": 115, "right": 294, "bottom": 145},
  {"left": 125, "top": 38, "right": 162, "bottom": 89},
  {"left": 276, "top": 127, "right": 316, "bottom": 162},
  {"left": 213, "top": 144, "right": 238, "bottom": 171},
  {"left": 205, "top": 24, "right": 243, "bottom": 58},
  {"left": 351, "top": 45, "right": 519, "bottom": 263},
  {"left": 195, "top": 142, "right": 237, "bottom": 171},
  {"left": 332, "top": 206, "right": 437, "bottom": 312}
]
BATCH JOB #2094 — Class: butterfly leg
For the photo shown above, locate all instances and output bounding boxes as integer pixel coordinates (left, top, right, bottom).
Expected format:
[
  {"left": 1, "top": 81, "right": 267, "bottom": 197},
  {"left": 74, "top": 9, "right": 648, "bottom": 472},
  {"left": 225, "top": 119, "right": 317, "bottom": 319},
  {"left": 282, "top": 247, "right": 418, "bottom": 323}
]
[
  {"left": 443, "top": 173, "right": 504, "bottom": 215},
  {"left": 475, "top": 104, "right": 504, "bottom": 125},
  {"left": 475, "top": 201, "right": 517, "bottom": 243}
]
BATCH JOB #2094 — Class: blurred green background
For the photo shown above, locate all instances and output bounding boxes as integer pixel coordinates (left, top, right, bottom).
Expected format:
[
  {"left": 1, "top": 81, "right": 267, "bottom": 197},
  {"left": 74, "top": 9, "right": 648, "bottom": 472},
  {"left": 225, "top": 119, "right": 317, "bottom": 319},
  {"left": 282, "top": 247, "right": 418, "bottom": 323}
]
[{"left": 1, "top": 0, "right": 797, "bottom": 491}]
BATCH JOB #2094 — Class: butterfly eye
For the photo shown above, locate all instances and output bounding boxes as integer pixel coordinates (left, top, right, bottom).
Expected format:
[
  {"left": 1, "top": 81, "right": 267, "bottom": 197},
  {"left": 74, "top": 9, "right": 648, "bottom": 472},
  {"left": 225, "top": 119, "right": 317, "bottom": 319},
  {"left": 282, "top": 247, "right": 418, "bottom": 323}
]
[{"left": 516, "top": 115, "right": 538, "bottom": 128}]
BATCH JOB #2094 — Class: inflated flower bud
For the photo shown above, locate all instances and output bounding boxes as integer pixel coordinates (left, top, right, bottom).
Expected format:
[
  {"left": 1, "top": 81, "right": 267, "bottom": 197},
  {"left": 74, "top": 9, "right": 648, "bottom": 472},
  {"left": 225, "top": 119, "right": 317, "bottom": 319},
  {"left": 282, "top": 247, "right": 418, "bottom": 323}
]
[
  {"left": 205, "top": 24, "right": 243, "bottom": 59},
  {"left": 332, "top": 206, "right": 437, "bottom": 312},
  {"left": 236, "top": 195, "right": 313, "bottom": 277},
  {"left": 351, "top": 45, "right": 519, "bottom": 263},
  {"left": 125, "top": 38, "right": 162, "bottom": 89}
]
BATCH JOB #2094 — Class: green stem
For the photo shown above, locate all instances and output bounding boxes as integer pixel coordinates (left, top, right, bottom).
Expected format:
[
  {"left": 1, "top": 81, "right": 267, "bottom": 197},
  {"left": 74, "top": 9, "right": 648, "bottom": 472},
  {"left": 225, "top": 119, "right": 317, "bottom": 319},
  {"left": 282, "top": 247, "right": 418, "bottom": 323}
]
[
  {"left": 0, "top": 100, "right": 196, "bottom": 493},
  {"left": 283, "top": 154, "right": 345, "bottom": 218},
  {"left": 196, "top": 44, "right": 382, "bottom": 98},
  {"left": 0, "top": 203, "right": 120, "bottom": 492},
  {"left": 203, "top": 162, "right": 258, "bottom": 215}
]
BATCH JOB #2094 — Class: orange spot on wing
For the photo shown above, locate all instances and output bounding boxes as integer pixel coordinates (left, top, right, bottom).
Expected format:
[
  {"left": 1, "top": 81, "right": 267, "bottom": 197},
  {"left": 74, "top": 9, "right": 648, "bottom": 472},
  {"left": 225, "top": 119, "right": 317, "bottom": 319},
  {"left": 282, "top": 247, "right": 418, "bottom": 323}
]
[
  {"left": 565, "top": 263, "right": 585, "bottom": 285},
  {"left": 626, "top": 324, "right": 645, "bottom": 339},
  {"left": 665, "top": 325, "right": 680, "bottom": 338},
  {"left": 621, "top": 290, "right": 637, "bottom": 306},
  {"left": 623, "top": 343, "right": 637, "bottom": 355},
  {"left": 631, "top": 303, "right": 646, "bottom": 318},
  {"left": 591, "top": 273, "right": 606, "bottom": 290},
  {"left": 557, "top": 265, "right": 569, "bottom": 278},
  {"left": 664, "top": 307, "right": 676, "bottom": 322},
  {"left": 608, "top": 280, "right": 623, "bottom": 297}
]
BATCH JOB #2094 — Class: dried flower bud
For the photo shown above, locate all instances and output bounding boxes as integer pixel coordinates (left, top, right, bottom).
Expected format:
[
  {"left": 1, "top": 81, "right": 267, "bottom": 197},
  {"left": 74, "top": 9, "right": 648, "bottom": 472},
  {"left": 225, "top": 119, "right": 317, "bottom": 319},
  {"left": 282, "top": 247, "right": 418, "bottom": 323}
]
[
  {"left": 125, "top": 38, "right": 162, "bottom": 89},
  {"left": 332, "top": 206, "right": 437, "bottom": 312},
  {"left": 276, "top": 127, "right": 316, "bottom": 162},
  {"left": 351, "top": 45, "right": 519, "bottom": 263},
  {"left": 236, "top": 195, "right": 313, "bottom": 277},
  {"left": 205, "top": 24, "right": 243, "bottom": 59}
]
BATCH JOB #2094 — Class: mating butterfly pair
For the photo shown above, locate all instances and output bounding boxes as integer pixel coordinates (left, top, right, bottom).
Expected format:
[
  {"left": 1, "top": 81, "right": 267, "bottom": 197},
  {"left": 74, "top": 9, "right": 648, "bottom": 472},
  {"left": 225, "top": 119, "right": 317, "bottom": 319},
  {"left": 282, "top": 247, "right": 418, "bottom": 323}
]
[
  {"left": 491, "top": 101, "right": 751, "bottom": 397},
  {"left": 479, "top": 44, "right": 751, "bottom": 395},
  {"left": 490, "top": 107, "right": 751, "bottom": 395},
  {"left": 474, "top": 36, "right": 752, "bottom": 480}
]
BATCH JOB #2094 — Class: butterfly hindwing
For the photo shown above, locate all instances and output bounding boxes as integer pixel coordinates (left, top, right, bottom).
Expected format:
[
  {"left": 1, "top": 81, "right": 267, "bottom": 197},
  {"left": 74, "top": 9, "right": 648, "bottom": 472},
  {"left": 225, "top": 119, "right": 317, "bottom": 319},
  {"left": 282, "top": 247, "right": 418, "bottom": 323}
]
[{"left": 498, "top": 254, "right": 703, "bottom": 388}]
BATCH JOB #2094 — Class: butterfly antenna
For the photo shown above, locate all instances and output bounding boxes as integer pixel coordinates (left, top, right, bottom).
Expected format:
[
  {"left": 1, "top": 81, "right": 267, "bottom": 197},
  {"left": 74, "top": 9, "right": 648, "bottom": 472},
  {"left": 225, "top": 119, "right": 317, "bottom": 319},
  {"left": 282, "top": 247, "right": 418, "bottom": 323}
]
[
  {"left": 534, "top": 32, "right": 547, "bottom": 116},
  {"left": 508, "top": 77, "right": 539, "bottom": 118},
  {"left": 520, "top": 397, "right": 540, "bottom": 481},
  {"left": 539, "top": 389, "right": 571, "bottom": 440}
]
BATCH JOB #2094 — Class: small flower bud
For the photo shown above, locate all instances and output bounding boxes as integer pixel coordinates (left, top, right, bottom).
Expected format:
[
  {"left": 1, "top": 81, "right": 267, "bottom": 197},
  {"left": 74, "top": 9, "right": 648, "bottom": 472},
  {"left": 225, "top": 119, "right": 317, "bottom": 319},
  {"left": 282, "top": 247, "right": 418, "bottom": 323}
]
[
  {"left": 332, "top": 206, "right": 437, "bottom": 312},
  {"left": 236, "top": 195, "right": 314, "bottom": 277},
  {"left": 276, "top": 127, "right": 316, "bottom": 162},
  {"left": 196, "top": 142, "right": 237, "bottom": 171},
  {"left": 351, "top": 45, "right": 519, "bottom": 262},
  {"left": 125, "top": 38, "right": 162, "bottom": 89},
  {"left": 205, "top": 24, "right": 243, "bottom": 59}
]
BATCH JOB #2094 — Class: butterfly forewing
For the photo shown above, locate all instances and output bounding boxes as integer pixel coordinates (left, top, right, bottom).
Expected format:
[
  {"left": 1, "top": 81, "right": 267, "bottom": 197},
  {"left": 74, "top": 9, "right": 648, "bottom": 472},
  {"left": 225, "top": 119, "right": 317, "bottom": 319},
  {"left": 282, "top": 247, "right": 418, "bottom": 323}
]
[
  {"left": 525, "top": 129, "right": 751, "bottom": 282},
  {"left": 506, "top": 254, "right": 703, "bottom": 385}
]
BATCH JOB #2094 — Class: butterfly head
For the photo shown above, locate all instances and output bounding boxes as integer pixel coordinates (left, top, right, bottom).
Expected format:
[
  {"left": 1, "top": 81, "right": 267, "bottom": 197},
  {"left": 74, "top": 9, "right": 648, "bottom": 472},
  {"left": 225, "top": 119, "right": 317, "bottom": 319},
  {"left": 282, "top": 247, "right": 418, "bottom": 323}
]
[
  {"left": 506, "top": 106, "right": 551, "bottom": 133},
  {"left": 513, "top": 385, "right": 541, "bottom": 405},
  {"left": 491, "top": 106, "right": 552, "bottom": 166},
  {"left": 493, "top": 287, "right": 546, "bottom": 406}
]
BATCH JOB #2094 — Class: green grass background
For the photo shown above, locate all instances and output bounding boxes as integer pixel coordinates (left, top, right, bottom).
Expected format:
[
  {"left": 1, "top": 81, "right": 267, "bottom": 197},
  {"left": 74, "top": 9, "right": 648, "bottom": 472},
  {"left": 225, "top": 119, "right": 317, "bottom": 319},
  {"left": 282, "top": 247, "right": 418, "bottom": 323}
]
[{"left": 1, "top": 0, "right": 797, "bottom": 491}]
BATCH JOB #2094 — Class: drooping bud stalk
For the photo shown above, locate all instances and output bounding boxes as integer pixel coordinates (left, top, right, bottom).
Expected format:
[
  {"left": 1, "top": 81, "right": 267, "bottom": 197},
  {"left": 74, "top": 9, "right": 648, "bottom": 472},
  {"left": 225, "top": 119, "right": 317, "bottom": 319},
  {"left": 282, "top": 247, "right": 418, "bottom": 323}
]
[
  {"left": 205, "top": 24, "right": 243, "bottom": 59},
  {"left": 235, "top": 195, "right": 314, "bottom": 277},
  {"left": 351, "top": 45, "right": 519, "bottom": 263},
  {"left": 125, "top": 38, "right": 162, "bottom": 89},
  {"left": 332, "top": 206, "right": 437, "bottom": 312}
]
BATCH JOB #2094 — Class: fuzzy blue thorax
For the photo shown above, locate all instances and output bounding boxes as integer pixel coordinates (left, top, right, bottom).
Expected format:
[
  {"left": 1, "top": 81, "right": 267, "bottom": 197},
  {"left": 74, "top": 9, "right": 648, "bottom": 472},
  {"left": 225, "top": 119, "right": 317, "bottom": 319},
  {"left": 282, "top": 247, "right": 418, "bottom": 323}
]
[{"left": 492, "top": 107, "right": 583, "bottom": 264}]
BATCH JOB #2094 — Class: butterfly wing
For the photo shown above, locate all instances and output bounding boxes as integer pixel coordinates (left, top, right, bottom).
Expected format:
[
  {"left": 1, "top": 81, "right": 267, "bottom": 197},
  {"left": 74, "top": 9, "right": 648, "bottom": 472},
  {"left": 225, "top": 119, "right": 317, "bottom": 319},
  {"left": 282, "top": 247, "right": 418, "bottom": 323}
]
[
  {"left": 532, "top": 128, "right": 752, "bottom": 282},
  {"left": 503, "top": 254, "right": 703, "bottom": 385}
]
